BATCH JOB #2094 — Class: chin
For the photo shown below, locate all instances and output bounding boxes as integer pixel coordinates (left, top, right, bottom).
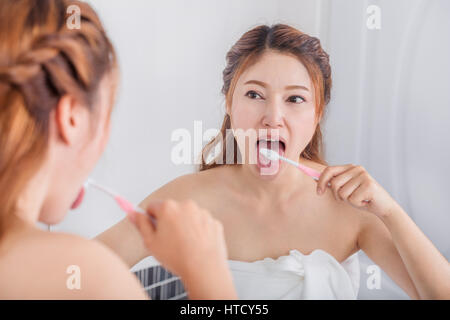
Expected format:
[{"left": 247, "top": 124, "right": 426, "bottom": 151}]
[
  {"left": 38, "top": 196, "right": 72, "bottom": 226},
  {"left": 254, "top": 161, "right": 284, "bottom": 180},
  {"left": 38, "top": 209, "right": 67, "bottom": 226}
]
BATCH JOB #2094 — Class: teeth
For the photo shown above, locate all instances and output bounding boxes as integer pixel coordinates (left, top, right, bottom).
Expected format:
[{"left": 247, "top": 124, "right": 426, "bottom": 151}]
[
  {"left": 258, "top": 139, "right": 285, "bottom": 148},
  {"left": 258, "top": 139, "right": 280, "bottom": 143}
]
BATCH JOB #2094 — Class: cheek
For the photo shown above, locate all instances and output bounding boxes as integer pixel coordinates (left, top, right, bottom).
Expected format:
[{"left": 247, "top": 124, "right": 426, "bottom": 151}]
[
  {"left": 296, "top": 111, "right": 316, "bottom": 133},
  {"left": 289, "top": 109, "right": 317, "bottom": 150},
  {"left": 80, "top": 120, "right": 109, "bottom": 171},
  {"left": 92, "top": 104, "right": 112, "bottom": 159},
  {"left": 230, "top": 100, "right": 261, "bottom": 130},
  {"left": 98, "top": 119, "right": 111, "bottom": 155}
]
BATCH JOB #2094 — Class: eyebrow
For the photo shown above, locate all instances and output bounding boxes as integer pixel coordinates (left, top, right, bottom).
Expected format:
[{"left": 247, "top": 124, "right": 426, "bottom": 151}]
[{"left": 244, "top": 80, "right": 310, "bottom": 91}]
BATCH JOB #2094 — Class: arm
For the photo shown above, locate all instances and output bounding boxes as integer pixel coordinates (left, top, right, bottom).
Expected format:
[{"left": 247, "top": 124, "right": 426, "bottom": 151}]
[
  {"left": 357, "top": 210, "right": 420, "bottom": 299},
  {"left": 97, "top": 174, "right": 237, "bottom": 299},
  {"left": 132, "top": 200, "right": 237, "bottom": 300},
  {"left": 95, "top": 175, "right": 193, "bottom": 267},
  {"left": 81, "top": 240, "right": 149, "bottom": 299},
  {"left": 358, "top": 203, "right": 450, "bottom": 299},
  {"left": 53, "top": 235, "right": 148, "bottom": 299},
  {"left": 95, "top": 217, "right": 150, "bottom": 268},
  {"left": 317, "top": 164, "right": 450, "bottom": 300}
]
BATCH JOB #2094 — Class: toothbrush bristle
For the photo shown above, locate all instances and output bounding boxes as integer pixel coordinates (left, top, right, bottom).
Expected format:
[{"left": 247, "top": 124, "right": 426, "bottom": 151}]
[
  {"left": 259, "top": 148, "right": 279, "bottom": 161},
  {"left": 83, "top": 180, "right": 91, "bottom": 188}
]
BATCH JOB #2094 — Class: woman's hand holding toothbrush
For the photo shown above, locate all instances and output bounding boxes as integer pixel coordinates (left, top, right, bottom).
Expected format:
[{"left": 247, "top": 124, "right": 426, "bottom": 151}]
[
  {"left": 259, "top": 148, "right": 401, "bottom": 219},
  {"left": 133, "top": 199, "right": 237, "bottom": 300},
  {"left": 316, "top": 164, "right": 401, "bottom": 219}
]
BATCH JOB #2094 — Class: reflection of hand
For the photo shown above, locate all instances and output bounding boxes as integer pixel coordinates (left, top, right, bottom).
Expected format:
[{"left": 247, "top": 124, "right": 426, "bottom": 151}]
[
  {"left": 132, "top": 199, "right": 237, "bottom": 299},
  {"left": 316, "top": 164, "right": 400, "bottom": 219}
]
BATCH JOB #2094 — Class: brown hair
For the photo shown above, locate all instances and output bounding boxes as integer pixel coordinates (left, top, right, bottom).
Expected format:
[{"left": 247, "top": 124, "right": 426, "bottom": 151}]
[
  {"left": 199, "top": 24, "right": 331, "bottom": 171},
  {"left": 0, "top": 0, "right": 117, "bottom": 237}
]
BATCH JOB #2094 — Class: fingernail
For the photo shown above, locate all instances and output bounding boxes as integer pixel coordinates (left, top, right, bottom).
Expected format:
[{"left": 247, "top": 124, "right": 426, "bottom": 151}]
[{"left": 317, "top": 187, "right": 322, "bottom": 194}]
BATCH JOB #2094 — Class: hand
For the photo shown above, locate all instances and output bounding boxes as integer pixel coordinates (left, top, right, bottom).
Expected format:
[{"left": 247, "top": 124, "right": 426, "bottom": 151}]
[
  {"left": 132, "top": 199, "right": 236, "bottom": 299},
  {"left": 316, "top": 164, "right": 400, "bottom": 219}
]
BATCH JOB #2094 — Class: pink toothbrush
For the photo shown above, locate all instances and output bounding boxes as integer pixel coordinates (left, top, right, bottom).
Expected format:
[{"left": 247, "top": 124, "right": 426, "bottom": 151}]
[
  {"left": 259, "top": 148, "right": 330, "bottom": 185},
  {"left": 85, "top": 179, "right": 156, "bottom": 226},
  {"left": 259, "top": 148, "right": 371, "bottom": 202}
]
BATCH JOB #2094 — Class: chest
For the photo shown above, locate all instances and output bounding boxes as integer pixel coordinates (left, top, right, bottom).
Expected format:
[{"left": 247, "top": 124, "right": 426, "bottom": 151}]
[{"left": 202, "top": 190, "right": 360, "bottom": 263}]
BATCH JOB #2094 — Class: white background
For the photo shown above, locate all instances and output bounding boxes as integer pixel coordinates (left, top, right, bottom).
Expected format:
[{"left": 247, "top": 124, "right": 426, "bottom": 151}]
[{"left": 49, "top": 0, "right": 450, "bottom": 299}]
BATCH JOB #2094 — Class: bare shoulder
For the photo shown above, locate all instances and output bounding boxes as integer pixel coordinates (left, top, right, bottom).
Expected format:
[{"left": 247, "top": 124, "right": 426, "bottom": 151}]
[
  {"left": 0, "top": 231, "right": 147, "bottom": 299},
  {"left": 302, "top": 159, "right": 363, "bottom": 254},
  {"left": 140, "top": 166, "right": 228, "bottom": 206}
]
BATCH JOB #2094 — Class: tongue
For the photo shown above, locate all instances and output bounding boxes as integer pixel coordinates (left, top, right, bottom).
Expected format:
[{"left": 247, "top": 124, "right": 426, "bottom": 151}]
[{"left": 257, "top": 141, "right": 283, "bottom": 168}]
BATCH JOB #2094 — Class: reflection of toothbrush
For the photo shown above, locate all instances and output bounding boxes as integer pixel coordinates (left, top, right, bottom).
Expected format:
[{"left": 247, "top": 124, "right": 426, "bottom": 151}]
[
  {"left": 259, "top": 148, "right": 331, "bottom": 186},
  {"left": 85, "top": 179, "right": 156, "bottom": 226}
]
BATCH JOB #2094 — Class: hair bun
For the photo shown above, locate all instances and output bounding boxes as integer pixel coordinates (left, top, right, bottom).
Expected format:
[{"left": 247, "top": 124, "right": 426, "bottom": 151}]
[
  {"left": 0, "top": 64, "right": 40, "bottom": 86},
  {"left": 0, "top": 45, "right": 60, "bottom": 86}
]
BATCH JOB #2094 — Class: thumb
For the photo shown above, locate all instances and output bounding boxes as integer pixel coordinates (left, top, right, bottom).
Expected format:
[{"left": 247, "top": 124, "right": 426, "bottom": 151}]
[
  {"left": 134, "top": 211, "right": 157, "bottom": 245},
  {"left": 143, "top": 200, "right": 165, "bottom": 217}
]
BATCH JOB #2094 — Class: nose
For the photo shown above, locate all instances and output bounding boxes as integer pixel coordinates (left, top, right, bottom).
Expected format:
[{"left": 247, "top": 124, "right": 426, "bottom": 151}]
[{"left": 262, "top": 98, "right": 284, "bottom": 128}]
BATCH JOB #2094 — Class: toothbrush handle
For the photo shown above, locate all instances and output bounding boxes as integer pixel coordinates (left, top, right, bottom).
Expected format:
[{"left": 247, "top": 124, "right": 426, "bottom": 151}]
[
  {"left": 115, "top": 195, "right": 157, "bottom": 227},
  {"left": 297, "top": 164, "right": 331, "bottom": 187},
  {"left": 280, "top": 156, "right": 330, "bottom": 186}
]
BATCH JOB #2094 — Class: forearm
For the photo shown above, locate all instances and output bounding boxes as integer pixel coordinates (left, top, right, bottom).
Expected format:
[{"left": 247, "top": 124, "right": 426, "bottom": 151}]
[
  {"left": 94, "top": 218, "right": 151, "bottom": 268},
  {"left": 182, "top": 263, "right": 237, "bottom": 300},
  {"left": 380, "top": 204, "right": 450, "bottom": 299}
]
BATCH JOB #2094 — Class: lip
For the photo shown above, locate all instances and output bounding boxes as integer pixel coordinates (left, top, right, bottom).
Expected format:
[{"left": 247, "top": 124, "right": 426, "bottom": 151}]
[
  {"left": 255, "top": 134, "right": 287, "bottom": 148},
  {"left": 70, "top": 187, "right": 85, "bottom": 210}
]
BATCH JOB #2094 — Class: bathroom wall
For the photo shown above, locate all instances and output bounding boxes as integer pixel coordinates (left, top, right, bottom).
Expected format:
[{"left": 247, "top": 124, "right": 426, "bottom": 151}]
[{"left": 317, "top": 0, "right": 450, "bottom": 299}]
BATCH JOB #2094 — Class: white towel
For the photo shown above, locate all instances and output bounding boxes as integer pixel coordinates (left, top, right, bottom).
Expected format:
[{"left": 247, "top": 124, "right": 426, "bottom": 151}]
[{"left": 228, "top": 249, "right": 360, "bottom": 299}]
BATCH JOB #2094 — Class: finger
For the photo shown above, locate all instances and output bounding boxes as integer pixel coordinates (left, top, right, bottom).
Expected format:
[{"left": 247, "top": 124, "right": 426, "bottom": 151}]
[
  {"left": 331, "top": 166, "right": 365, "bottom": 200},
  {"left": 317, "top": 165, "right": 352, "bottom": 195},
  {"left": 144, "top": 199, "right": 174, "bottom": 218},
  {"left": 143, "top": 199, "right": 163, "bottom": 213},
  {"left": 134, "top": 212, "right": 157, "bottom": 244},
  {"left": 317, "top": 164, "right": 354, "bottom": 195},
  {"left": 337, "top": 171, "right": 365, "bottom": 201},
  {"left": 347, "top": 179, "right": 373, "bottom": 208}
]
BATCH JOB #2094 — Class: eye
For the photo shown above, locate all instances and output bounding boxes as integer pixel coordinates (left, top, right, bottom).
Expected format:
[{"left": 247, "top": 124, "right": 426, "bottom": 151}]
[
  {"left": 287, "top": 95, "right": 305, "bottom": 104},
  {"left": 245, "top": 90, "right": 263, "bottom": 100}
]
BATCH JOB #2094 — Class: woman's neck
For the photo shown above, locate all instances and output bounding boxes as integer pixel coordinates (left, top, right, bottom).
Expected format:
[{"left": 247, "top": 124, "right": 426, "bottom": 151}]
[
  {"left": 14, "top": 164, "right": 51, "bottom": 227},
  {"left": 0, "top": 214, "right": 40, "bottom": 253},
  {"left": 231, "top": 161, "right": 311, "bottom": 202}
]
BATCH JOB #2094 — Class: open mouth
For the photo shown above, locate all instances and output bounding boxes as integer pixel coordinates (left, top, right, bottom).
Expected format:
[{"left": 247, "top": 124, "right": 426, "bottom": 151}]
[{"left": 256, "top": 138, "right": 286, "bottom": 168}]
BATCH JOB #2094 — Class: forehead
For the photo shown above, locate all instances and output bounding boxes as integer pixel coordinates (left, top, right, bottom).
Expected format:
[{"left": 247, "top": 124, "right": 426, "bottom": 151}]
[{"left": 237, "top": 50, "right": 312, "bottom": 90}]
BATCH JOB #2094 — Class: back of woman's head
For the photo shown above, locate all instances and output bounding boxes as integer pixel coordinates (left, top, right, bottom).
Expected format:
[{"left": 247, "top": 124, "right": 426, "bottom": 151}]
[{"left": 0, "top": 0, "right": 116, "bottom": 235}]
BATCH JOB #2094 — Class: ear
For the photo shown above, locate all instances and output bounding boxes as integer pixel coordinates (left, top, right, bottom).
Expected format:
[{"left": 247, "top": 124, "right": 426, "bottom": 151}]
[{"left": 54, "top": 95, "right": 89, "bottom": 145}]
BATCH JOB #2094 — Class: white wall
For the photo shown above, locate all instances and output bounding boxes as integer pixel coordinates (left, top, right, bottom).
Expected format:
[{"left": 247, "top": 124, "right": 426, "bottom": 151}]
[
  {"left": 50, "top": 0, "right": 449, "bottom": 299},
  {"left": 321, "top": 0, "right": 450, "bottom": 299}
]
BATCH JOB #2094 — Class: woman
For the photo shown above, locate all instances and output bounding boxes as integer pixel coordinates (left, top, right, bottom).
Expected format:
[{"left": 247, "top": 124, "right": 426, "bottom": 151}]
[
  {"left": 97, "top": 24, "right": 450, "bottom": 299},
  {"left": 0, "top": 0, "right": 236, "bottom": 299}
]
